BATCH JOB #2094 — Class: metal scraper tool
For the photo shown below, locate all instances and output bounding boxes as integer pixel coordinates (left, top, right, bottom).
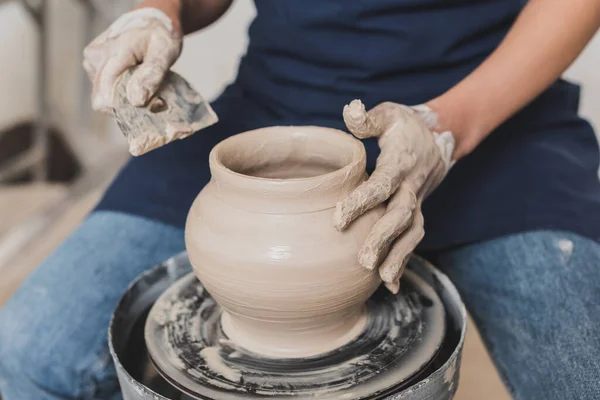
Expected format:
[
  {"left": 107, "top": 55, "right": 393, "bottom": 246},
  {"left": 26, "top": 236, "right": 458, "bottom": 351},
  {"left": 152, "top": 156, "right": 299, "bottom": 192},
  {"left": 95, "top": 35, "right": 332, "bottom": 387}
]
[{"left": 110, "top": 68, "right": 218, "bottom": 156}]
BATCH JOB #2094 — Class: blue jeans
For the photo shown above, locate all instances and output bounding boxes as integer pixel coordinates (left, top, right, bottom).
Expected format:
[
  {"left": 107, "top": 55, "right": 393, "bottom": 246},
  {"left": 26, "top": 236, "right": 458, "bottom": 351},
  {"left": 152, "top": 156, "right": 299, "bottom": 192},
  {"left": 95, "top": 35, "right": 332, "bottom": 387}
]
[{"left": 1, "top": 211, "right": 599, "bottom": 399}]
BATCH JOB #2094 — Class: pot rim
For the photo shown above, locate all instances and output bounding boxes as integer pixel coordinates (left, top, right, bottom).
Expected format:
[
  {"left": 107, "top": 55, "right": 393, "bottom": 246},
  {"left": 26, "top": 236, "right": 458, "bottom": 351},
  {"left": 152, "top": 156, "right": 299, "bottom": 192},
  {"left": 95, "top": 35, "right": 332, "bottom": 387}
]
[{"left": 207, "top": 126, "right": 367, "bottom": 213}]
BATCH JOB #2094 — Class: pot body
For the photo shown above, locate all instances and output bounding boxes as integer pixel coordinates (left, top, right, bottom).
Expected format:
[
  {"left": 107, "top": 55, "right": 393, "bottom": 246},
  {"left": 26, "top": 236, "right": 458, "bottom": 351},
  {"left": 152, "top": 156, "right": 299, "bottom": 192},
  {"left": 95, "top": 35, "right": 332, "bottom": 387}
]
[{"left": 185, "top": 126, "right": 385, "bottom": 358}]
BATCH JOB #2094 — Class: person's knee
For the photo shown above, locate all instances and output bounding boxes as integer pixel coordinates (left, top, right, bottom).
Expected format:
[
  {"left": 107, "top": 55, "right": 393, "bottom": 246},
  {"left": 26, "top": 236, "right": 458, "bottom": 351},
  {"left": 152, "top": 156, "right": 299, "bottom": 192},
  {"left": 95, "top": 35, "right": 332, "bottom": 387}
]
[
  {"left": 436, "top": 231, "right": 600, "bottom": 400},
  {"left": 0, "top": 300, "right": 68, "bottom": 397},
  {"left": 0, "top": 297, "right": 118, "bottom": 399},
  {"left": 0, "top": 211, "right": 184, "bottom": 399}
]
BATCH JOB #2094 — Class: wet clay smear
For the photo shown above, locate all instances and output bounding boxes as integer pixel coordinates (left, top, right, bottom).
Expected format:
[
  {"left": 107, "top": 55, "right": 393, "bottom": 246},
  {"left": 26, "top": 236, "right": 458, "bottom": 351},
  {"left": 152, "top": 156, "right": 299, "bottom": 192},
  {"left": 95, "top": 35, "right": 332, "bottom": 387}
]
[{"left": 144, "top": 271, "right": 445, "bottom": 399}]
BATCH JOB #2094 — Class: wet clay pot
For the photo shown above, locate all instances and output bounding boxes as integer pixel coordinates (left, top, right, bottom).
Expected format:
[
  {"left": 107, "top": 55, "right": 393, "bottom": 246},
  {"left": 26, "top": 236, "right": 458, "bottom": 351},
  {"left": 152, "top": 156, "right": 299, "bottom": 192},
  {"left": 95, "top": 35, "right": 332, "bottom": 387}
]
[{"left": 185, "top": 126, "right": 385, "bottom": 358}]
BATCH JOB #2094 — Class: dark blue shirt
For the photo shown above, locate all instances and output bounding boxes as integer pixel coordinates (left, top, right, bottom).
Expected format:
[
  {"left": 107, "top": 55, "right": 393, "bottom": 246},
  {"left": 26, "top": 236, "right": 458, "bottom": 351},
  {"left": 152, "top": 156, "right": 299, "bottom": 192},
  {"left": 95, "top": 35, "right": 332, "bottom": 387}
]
[{"left": 97, "top": 0, "right": 600, "bottom": 250}]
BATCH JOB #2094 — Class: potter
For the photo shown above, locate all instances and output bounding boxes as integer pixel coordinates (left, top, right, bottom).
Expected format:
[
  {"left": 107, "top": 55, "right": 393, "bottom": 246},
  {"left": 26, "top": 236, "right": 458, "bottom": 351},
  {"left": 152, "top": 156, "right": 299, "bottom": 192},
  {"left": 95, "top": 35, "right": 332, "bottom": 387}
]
[
  {"left": 185, "top": 126, "right": 385, "bottom": 358},
  {"left": 3, "top": 0, "right": 600, "bottom": 398}
]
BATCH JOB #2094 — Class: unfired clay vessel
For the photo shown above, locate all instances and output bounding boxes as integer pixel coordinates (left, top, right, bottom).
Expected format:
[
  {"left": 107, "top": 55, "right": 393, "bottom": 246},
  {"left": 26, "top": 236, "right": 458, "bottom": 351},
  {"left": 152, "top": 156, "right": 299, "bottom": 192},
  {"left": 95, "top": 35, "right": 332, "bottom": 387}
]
[{"left": 185, "top": 126, "right": 385, "bottom": 358}]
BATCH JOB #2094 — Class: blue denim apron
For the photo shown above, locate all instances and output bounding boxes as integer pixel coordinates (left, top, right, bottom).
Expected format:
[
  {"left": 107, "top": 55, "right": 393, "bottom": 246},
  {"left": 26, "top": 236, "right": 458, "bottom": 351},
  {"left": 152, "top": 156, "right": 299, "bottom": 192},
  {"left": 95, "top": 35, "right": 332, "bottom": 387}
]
[{"left": 98, "top": 0, "right": 600, "bottom": 250}]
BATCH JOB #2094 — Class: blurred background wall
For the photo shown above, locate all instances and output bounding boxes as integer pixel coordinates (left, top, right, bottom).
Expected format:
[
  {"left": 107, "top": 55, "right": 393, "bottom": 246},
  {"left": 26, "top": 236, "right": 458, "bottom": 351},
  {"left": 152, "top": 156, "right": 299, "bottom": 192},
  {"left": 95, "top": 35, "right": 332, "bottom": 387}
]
[{"left": 0, "top": 1, "right": 129, "bottom": 169}]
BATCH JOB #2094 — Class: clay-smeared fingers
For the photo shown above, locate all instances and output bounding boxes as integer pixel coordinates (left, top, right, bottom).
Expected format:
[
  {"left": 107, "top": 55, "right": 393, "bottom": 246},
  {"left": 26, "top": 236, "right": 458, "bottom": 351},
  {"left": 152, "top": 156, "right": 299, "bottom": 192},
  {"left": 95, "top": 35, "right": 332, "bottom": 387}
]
[
  {"left": 92, "top": 54, "right": 136, "bottom": 112},
  {"left": 126, "top": 60, "right": 166, "bottom": 107},
  {"left": 82, "top": 44, "right": 102, "bottom": 81},
  {"left": 357, "top": 186, "right": 417, "bottom": 270},
  {"left": 82, "top": 59, "right": 96, "bottom": 82},
  {"left": 333, "top": 145, "right": 415, "bottom": 231},
  {"left": 384, "top": 280, "right": 400, "bottom": 294},
  {"left": 126, "top": 35, "right": 180, "bottom": 106},
  {"left": 378, "top": 209, "right": 424, "bottom": 286},
  {"left": 383, "top": 257, "right": 410, "bottom": 294}
]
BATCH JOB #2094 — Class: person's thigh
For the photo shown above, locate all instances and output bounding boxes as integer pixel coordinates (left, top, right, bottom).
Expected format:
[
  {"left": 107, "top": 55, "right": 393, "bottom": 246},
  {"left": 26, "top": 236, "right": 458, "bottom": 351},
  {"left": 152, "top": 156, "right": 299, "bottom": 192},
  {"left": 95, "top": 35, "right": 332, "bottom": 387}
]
[
  {"left": 432, "top": 231, "right": 600, "bottom": 400},
  {"left": 0, "top": 211, "right": 184, "bottom": 400}
]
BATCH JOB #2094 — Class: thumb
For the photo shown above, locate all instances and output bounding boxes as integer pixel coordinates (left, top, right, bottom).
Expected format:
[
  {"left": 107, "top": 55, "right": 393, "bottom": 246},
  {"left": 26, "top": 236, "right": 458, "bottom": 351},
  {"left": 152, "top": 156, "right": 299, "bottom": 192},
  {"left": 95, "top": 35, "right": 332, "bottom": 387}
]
[
  {"left": 343, "top": 100, "right": 408, "bottom": 140},
  {"left": 126, "top": 35, "right": 181, "bottom": 106},
  {"left": 342, "top": 100, "right": 384, "bottom": 139}
]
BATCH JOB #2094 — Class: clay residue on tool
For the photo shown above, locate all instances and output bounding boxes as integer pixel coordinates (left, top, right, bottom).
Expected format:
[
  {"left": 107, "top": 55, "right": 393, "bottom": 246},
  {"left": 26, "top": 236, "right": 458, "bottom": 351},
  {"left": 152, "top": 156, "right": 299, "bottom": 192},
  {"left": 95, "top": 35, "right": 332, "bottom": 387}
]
[
  {"left": 186, "top": 126, "right": 387, "bottom": 358},
  {"left": 112, "top": 68, "right": 217, "bottom": 156}
]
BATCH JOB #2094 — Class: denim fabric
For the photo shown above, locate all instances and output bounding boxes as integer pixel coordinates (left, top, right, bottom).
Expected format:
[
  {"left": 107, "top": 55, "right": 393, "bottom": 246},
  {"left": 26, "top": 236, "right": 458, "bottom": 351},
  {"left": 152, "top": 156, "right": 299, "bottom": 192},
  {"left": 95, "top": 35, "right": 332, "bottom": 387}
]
[
  {"left": 0, "top": 211, "right": 184, "bottom": 400},
  {"left": 1, "top": 212, "right": 599, "bottom": 399},
  {"left": 430, "top": 231, "right": 600, "bottom": 400}
]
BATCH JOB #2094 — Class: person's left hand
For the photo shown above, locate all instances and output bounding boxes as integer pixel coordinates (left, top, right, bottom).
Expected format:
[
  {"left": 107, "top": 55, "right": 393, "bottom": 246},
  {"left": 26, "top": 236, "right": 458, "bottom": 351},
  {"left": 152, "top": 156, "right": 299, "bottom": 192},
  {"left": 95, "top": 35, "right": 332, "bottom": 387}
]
[{"left": 333, "top": 100, "right": 455, "bottom": 293}]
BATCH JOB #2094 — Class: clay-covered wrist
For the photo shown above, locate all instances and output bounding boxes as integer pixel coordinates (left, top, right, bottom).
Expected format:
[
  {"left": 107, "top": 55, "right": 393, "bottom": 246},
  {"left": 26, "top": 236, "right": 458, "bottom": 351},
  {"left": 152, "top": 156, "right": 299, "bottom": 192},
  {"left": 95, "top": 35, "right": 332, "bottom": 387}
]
[{"left": 424, "top": 96, "right": 488, "bottom": 161}]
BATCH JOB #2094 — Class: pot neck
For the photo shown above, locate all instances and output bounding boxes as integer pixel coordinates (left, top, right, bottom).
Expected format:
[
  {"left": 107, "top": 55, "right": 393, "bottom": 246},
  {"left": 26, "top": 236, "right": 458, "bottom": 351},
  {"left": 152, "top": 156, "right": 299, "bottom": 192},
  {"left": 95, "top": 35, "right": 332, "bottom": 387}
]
[{"left": 208, "top": 126, "right": 367, "bottom": 214}]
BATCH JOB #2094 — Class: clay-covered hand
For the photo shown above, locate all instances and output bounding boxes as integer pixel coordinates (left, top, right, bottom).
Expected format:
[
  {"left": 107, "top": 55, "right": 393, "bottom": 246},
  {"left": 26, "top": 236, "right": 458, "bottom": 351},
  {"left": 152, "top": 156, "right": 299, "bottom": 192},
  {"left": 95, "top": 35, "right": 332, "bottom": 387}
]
[
  {"left": 334, "top": 100, "right": 455, "bottom": 293},
  {"left": 83, "top": 8, "right": 183, "bottom": 112}
]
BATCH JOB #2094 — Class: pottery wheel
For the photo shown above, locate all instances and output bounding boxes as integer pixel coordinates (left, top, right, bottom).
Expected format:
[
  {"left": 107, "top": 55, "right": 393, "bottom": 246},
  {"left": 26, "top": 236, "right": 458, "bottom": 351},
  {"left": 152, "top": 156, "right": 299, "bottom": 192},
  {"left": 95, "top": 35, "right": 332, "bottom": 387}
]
[{"left": 145, "top": 270, "right": 446, "bottom": 400}]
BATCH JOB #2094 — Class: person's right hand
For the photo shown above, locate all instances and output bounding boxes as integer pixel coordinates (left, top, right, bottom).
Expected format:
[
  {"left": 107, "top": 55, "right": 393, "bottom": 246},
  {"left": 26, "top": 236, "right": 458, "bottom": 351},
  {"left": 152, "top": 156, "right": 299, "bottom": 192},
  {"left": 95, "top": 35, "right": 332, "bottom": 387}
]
[{"left": 83, "top": 7, "right": 183, "bottom": 113}]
